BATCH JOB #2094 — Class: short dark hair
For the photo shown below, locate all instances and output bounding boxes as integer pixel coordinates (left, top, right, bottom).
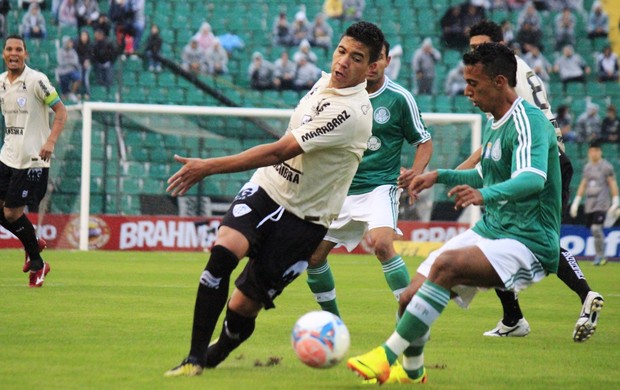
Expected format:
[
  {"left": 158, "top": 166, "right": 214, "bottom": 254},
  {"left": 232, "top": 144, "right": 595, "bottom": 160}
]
[
  {"left": 462, "top": 42, "right": 517, "bottom": 87},
  {"left": 469, "top": 20, "right": 504, "bottom": 43},
  {"left": 343, "top": 21, "right": 385, "bottom": 63},
  {"left": 4, "top": 34, "right": 27, "bottom": 51},
  {"left": 589, "top": 140, "right": 602, "bottom": 149},
  {"left": 383, "top": 40, "right": 391, "bottom": 58}
]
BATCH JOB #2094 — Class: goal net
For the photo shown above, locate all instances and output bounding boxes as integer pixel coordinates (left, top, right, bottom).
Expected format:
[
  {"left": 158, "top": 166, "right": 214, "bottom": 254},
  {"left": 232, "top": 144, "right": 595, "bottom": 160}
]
[{"left": 4, "top": 103, "right": 482, "bottom": 251}]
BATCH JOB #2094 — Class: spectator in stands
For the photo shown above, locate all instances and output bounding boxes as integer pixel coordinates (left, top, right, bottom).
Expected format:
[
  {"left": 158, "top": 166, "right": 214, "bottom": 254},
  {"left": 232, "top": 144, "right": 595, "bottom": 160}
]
[
  {"left": 587, "top": 1, "right": 609, "bottom": 40},
  {"left": 553, "top": 44, "right": 590, "bottom": 92},
  {"left": 57, "top": 0, "right": 78, "bottom": 29},
  {"left": 92, "top": 28, "right": 120, "bottom": 89},
  {"left": 343, "top": 0, "right": 365, "bottom": 20},
  {"left": 21, "top": 3, "right": 46, "bottom": 40},
  {"left": 556, "top": 104, "right": 577, "bottom": 143},
  {"left": 385, "top": 43, "right": 403, "bottom": 81},
  {"left": 461, "top": 0, "right": 487, "bottom": 36},
  {"left": 517, "top": 1, "right": 542, "bottom": 30},
  {"left": 293, "top": 39, "right": 318, "bottom": 64},
  {"left": 127, "top": 0, "right": 145, "bottom": 50},
  {"left": 248, "top": 51, "right": 274, "bottom": 90},
  {"left": 273, "top": 51, "right": 296, "bottom": 91},
  {"left": 310, "top": 13, "right": 333, "bottom": 55},
  {"left": 74, "top": 29, "right": 93, "bottom": 99},
  {"left": 143, "top": 23, "right": 163, "bottom": 73},
  {"left": 516, "top": 21, "right": 543, "bottom": 53},
  {"left": 444, "top": 60, "right": 467, "bottom": 96},
  {"left": 601, "top": 105, "right": 619, "bottom": 143},
  {"left": 412, "top": 37, "right": 441, "bottom": 95},
  {"left": 20, "top": 0, "right": 46, "bottom": 10},
  {"left": 92, "top": 13, "right": 112, "bottom": 37},
  {"left": 290, "top": 12, "right": 311, "bottom": 47},
  {"left": 205, "top": 38, "right": 228, "bottom": 75},
  {"left": 507, "top": 0, "right": 528, "bottom": 10},
  {"left": 440, "top": 5, "right": 467, "bottom": 50},
  {"left": 182, "top": 38, "right": 207, "bottom": 76},
  {"left": 272, "top": 12, "right": 293, "bottom": 47},
  {"left": 597, "top": 46, "right": 619, "bottom": 82},
  {"left": 293, "top": 54, "right": 321, "bottom": 91},
  {"left": 0, "top": 0, "right": 9, "bottom": 39},
  {"left": 554, "top": 7, "right": 576, "bottom": 52},
  {"left": 56, "top": 35, "right": 81, "bottom": 103},
  {"left": 76, "top": 0, "right": 100, "bottom": 30},
  {"left": 217, "top": 31, "right": 245, "bottom": 56},
  {"left": 501, "top": 19, "right": 515, "bottom": 47},
  {"left": 192, "top": 22, "right": 216, "bottom": 52},
  {"left": 109, "top": 0, "right": 136, "bottom": 54},
  {"left": 523, "top": 44, "right": 551, "bottom": 84},
  {"left": 575, "top": 103, "right": 601, "bottom": 143},
  {"left": 323, "top": 0, "right": 343, "bottom": 20}
]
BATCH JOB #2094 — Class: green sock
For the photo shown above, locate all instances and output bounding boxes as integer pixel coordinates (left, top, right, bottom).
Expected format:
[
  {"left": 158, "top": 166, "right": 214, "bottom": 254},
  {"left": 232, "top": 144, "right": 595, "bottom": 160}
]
[
  {"left": 386, "top": 280, "right": 449, "bottom": 357},
  {"left": 381, "top": 255, "right": 410, "bottom": 301},
  {"left": 306, "top": 261, "right": 340, "bottom": 317},
  {"left": 402, "top": 329, "right": 430, "bottom": 379}
]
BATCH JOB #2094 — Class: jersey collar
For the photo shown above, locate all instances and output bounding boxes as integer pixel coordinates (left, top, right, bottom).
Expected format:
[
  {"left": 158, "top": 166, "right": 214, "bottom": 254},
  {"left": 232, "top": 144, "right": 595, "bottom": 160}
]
[{"left": 491, "top": 97, "right": 523, "bottom": 129}]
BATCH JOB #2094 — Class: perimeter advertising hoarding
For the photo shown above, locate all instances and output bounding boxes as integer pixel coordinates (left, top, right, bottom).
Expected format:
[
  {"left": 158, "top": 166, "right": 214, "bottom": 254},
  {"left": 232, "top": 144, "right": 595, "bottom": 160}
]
[{"left": 0, "top": 215, "right": 618, "bottom": 259}]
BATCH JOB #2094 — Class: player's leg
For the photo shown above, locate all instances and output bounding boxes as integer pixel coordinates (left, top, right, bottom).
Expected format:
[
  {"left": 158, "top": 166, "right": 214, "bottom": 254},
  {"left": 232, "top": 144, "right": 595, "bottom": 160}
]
[
  {"left": 306, "top": 239, "right": 340, "bottom": 316},
  {"left": 591, "top": 221, "right": 607, "bottom": 265},
  {"left": 483, "top": 289, "right": 530, "bottom": 337},
  {"left": 369, "top": 226, "right": 410, "bottom": 302}
]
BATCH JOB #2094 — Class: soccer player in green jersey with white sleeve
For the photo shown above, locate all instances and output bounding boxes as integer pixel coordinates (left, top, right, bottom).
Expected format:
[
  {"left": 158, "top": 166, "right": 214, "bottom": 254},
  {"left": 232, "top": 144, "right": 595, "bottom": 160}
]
[
  {"left": 347, "top": 43, "right": 562, "bottom": 385},
  {"left": 306, "top": 40, "right": 433, "bottom": 318}
]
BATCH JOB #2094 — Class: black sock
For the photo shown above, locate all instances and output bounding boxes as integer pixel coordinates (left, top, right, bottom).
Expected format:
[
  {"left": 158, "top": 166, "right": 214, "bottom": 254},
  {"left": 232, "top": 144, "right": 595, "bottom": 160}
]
[
  {"left": 204, "top": 307, "right": 256, "bottom": 368},
  {"left": 3, "top": 213, "right": 43, "bottom": 270},
  {"left": 189, "top": 245, "right": 239, "bottom": 365},
  {"left": 495, "top": 289, "right": 523, "bottom": 327},
  {"left": 557, "top": 247, "right": 590, "bottom": 303}
]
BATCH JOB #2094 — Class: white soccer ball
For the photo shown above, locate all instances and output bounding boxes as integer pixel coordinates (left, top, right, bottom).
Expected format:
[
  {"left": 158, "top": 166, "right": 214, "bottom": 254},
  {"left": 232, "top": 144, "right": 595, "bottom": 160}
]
[{"left": 291, "top": 310, "right": 350, "bottom": 369}]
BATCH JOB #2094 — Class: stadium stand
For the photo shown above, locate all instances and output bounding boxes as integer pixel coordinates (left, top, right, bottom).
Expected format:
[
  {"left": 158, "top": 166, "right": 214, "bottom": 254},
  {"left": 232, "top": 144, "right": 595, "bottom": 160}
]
[{"left": 1, "top": 0, "right": 618, "bottom": 216}]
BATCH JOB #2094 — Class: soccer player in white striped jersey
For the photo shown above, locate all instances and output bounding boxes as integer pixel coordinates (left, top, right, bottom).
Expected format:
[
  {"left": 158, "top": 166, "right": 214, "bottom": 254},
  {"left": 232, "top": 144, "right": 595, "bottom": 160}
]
[{"left": 306, "top": 40, "right": 433, "bottom": 319}]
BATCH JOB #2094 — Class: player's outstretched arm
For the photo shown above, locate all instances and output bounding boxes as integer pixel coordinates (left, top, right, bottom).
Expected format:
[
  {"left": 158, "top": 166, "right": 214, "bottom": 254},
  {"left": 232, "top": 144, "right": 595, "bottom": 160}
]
[
  {"left": 408, "top": 170, "right": 438, "bottom": 202},
  {"left": 167, "top": 133, "right": 303, "bottom": 196},
  {"left": 398, "top": 139, "right": 434, "bottom": 188}
]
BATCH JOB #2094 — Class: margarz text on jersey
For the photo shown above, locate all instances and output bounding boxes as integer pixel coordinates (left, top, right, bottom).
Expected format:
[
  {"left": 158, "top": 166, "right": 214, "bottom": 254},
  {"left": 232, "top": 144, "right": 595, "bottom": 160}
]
[{"left": 300, "top": 110, "right": 351, "bottom": 142}]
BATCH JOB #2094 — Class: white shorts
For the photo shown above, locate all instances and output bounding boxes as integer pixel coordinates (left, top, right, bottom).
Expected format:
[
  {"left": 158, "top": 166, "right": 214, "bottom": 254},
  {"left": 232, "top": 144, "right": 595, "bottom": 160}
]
[
  {"left": 324, "top": 185, "right": 402, "bottom": 252},
  {"left": 417, "top": 229, "right": 546, "bottom": 308}
]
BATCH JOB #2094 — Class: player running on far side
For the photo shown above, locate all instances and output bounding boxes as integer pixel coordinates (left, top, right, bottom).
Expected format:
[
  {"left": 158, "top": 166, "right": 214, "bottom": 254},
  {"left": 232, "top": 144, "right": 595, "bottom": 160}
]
[
  {"left": 306, "top": 40, "right": 433, "bottom": 319},
  {"left": 460, "top": 20, "right": 603, "bottom": 342},
  {"left": 0, "top": 35, "right": 66, "bottom": 287},
  {"left": 164, "top": 21, "right": 383, "bottom": 377},
  {"left": 347, "top": 42, "right": 562, "bottom": 385}
]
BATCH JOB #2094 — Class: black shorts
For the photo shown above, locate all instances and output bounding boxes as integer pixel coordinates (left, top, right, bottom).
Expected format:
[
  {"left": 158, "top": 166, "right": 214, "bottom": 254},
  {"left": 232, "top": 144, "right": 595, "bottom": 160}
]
[
  {"left": 585, "top": 211, "right": 606, "bottom": 227},
  {"left": 222, "top": 183, "right": 327, "bottom": 310},
  {"left": 0, "top": 161, "right": 49, "bottom": 210},
  {"left": 559, "top": 149, "right": 573, "bottom": 218}
]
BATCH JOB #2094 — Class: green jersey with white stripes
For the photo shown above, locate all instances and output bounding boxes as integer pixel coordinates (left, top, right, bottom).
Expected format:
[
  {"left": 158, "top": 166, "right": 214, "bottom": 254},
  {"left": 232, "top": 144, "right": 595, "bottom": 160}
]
[
  {"left": 473, "top": 98, "right": 561, "bottom": 272},
  {"left": 348, "top": 77, "right": 431, "bottom": 195}
]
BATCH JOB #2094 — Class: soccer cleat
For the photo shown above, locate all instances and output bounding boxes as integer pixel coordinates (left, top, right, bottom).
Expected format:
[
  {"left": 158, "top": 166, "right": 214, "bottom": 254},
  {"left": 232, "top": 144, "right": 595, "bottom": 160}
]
[
  {"left": 483, "top": 318, "right": 530, "bottom": 337},
  {"left": 28, "top": 262, "right": 51, "bottom": 288},
  {"left": 23, "top": 238, "right": 47, "bottom": 273},
  {"left": 593, "top": 257, "right": 608, "bottom": 266},
  {"left": 362, "top": 361, "right": 427, "bottom": 384},
  {"left": 573, "top": 291, "right": 604, "bottom": 343},
  {"left": 347, "top": 346, "right": 391, "bottom": 384},
  {"left": 164, "top": 356, "right": 204, "bottom": 377}
]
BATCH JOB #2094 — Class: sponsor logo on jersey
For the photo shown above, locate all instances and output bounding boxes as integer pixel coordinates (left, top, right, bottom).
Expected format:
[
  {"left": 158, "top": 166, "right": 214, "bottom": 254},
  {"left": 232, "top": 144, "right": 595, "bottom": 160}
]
[
  {"left": 361, "top": 104, "right": 370, "bottom": 115},
  {"left": 272, "top": 162, "right": 301, "bottom": 183},
  {"left": 300, "top": 110, "right": 350, "bottom": 142},
  {"left": 235, "top": 182, "right": 258, "bottom": 201},
  {"left": 232, "top": 204, "right": 252, "bottom": 217},
  {"left": 17, "top": 97, "right": 27, "bottom": 107},
  {"left": 374, "top": 106, "right": 390, "bottom": 124},
  {"left": 38, "top": 80, "right": 51, "bottom": 97},
  {"left": 484, "top": 142, "right": 492, "bottom": 159},
  {"left": 301, "top": 114, "right": 312, "bottom": 125},
  {"left": 491, "top": 139, "right": 502, "bottom": 161},
  {"left": 367, "top": 136, "right": 381, "bottom": 151},
  {"left": 5, "top": 127, "right": 24, "bottom": 135},
  {"left": 313, "top": 99, "right": 330, "bottom": 116}
]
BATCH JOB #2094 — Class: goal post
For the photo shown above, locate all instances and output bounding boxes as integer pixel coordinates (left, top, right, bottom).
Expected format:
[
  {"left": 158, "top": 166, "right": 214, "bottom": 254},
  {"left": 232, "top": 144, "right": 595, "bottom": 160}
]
[{"left": 73, "top": 102, "right": 482, "bottom": 251}]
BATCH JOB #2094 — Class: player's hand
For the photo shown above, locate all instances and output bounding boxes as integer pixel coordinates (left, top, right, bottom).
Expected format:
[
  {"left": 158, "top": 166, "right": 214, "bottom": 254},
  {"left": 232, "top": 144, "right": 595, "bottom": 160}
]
[
  {"left": 39, "top": 140, "right": 55, "bottom": 162},
  {"left": 569, "top": 196, "right": 581, "bottom": 218},
  {"left": 447, "top": 185, "right": 483, "bottom": 210},
  {"left": 398, "top": 167, "right": 421, "bottom": 189},
  {"left": 167, "top": 154, "right": 209, "bottom": 196},
  {"left": 408, "top": 171, "right": 438, "bottom": 203}
]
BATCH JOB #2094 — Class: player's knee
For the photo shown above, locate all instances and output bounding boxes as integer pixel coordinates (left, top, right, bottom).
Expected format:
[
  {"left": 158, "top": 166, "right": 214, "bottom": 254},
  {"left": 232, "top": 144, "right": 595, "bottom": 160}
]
[
  {"left": 428, "top": 251, "right": 460, "bottom": 285},
  {"left": 308, "top": 250, "right": 327, "bottom": 268},
  {"left": 2, "top": 208, "right": 23, "bottom": 223},
  {"left": 204, "top": 245, "right": 239, "bottom": 278},
  {"left": 373, "top": 240, "right": 394, "bottom": 261}
]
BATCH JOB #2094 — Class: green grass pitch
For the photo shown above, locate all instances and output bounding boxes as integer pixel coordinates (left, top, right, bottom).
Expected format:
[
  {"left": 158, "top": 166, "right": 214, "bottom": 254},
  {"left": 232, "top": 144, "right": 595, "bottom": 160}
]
[{"left": 0, "top": 250, "right": 617, "bottom": 390}]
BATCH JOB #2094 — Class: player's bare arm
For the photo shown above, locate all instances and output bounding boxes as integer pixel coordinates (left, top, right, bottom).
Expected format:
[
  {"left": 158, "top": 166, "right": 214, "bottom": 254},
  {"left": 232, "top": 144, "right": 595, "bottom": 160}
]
[
  {"left": 407, "top": 170, "right": 438, "bottom": 201},
  {"left": 397, "top": 139, "right": 433, "bottom": 188},
  {"left": 448, "top": 184, "right": 484, "bottom": 209},
  {"left": 40, "top": 102, "right": 67, "bottom": 162},
  {"left": 167, "top": 133, "right": 303, "bottom": 196}
]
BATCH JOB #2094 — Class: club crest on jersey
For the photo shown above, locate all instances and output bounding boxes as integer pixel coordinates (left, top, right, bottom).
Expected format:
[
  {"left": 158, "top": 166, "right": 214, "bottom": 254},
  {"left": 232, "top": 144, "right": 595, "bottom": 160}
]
[
  {"left": 17, "top": 97, "right": 27, "bottom": 107},
  {"left": 367, "top": 136, "right": 381, "bottom": 151},
  {"left": 491, "top": 139, "right": 502, "bottom": 161},
  {"left": 374, "top": 107, "right": 390, "bottom": 124}
]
